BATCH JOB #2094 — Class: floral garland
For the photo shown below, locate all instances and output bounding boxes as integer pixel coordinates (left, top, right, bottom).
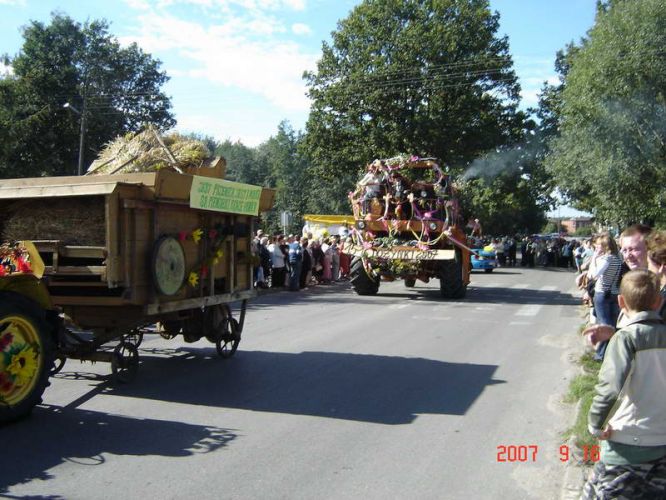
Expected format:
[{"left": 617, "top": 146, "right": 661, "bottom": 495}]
[
  {"left": 0, "top": 241, "right": 33, "bottom": 277},
  {"left": 177, "top": 226, "right": 227, "bottom": 288}
]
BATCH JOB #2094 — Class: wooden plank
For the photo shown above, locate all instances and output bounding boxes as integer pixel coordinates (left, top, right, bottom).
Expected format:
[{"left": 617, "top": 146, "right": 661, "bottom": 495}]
[
  {"left": 144, "top": 289, "right": 256, "bottom": 316},
  {"left": 154, "top": 169, "right": 193, "bottom": 202},
  {"left": 53, "top": 296, "right": 128, "bottom": 306},
  {"left": 106, "top": 191, "right": 121, "bottom": 286},
  {"left": 44, "top": 266, "right": 106, "bottom": 275},
  {"left": 0, "top": 172, "right": 157, "bottom": 188},
  {"left": 59, "top": 246, "right": 106, "bottom": 259},
  {"left": 47, "top": 281, "right": 109, "bottom": 287}
]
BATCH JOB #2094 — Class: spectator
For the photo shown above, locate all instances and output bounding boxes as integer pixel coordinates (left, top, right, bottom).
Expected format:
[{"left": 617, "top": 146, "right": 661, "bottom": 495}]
[
  {"left": 331, "top": 235, "right": 341, "bottom": 281},
  {"left": 311, "top": 239, "right": 324, "bottom": 284},
  {"left": 587, "top": 233, "right": 623, "bottom": 359},
  {"left": 287, "top": 237, "right": 303, "bottom": 291},
  {"left": 582, "top": 269, "right": 666, "bottom": 499},
  {"left": 268, "top": 235, "right": 287, "bottom": 289},
  {"left": 584, "top": 224, "right": 653, "bottom": 350},
  {"left": 299, "top": 238, "right": 312, "bottom": 289},
  {"left": 259, "top": 236, "right": 271, "bottom": 288},
  {"left": 646, "top": 230, "right": 666, "bottom": 317},
  {"left": 321, "top": 238, "right": 333, "bottom": 284}
]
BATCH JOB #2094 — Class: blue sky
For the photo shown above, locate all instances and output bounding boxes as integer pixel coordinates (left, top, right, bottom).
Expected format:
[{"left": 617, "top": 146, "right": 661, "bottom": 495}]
[{"left": 1, "top": 0, "right": 597, "bottom": 149}]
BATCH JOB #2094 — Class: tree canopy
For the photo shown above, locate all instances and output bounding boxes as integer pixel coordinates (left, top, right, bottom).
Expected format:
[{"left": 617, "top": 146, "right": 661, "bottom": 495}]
[
  {"left": 0, "top": 14, "right": 174, "bottom": 178},
  {"left": 545, "top": 0, "right": 666, "bottom": 227},
  {"left": 303, "top": 0, "right": 524, "bottom": 179},
  {"left": 298, "top": 0, "right": 552, "bottom": 234}
]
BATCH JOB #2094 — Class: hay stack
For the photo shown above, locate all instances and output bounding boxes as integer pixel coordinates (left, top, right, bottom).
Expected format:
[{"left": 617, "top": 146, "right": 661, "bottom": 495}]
[
  {"left": 87, "top": 127, "right": 211, "bottom": 175},
  {"left": 1, "top": 197, "right": 106, "bottom": 246}
]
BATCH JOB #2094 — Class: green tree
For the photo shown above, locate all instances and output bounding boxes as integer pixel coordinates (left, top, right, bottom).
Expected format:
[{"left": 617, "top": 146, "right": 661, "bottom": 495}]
[
  {"left": 0, "top": 13, "right": 174, "bottom": 178},
  {"left": 303, "top": 0, "right": 524, "bottom": 196},
  {"left": 215, "top": 139, "right": 266, "bottom": 186},
  {"left": 545, "top": 0, "right": 666, "bottom": 226},
  {"left": 256, "top": 122, "right": 311, "bottom": 233}
]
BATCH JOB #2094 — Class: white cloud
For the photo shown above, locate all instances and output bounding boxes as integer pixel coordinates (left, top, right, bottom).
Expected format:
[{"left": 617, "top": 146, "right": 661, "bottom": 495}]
[
  {"left": 1, "top": 63, "right": 14, "bottom": 77},
  {"left": 0, "top": 0, "right": 26, "bottom": 5},
  {"left": 123, "top": 11, "right": 318, "bottom": 112},
  {"left": 175, "top": 111, "right": 275, "bottom": 147},
  {"left": 291, "top": 22, "right": 311, "bottom": 36},
  {"left": 123, "top": 0, "right": 151, "bottom": 10},
  {"left": 519, "top": 75, "right": 559, "bottom": 108},
  {"left": 128, "top": 0, "right": 307, "bottom": 11}
]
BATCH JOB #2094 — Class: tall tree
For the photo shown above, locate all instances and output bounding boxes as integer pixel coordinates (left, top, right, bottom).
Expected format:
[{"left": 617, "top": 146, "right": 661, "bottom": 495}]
[
  {"left": 0, "top": 14, "right": 174, "bottom": 178},
  {"left": 256, "top": 121, "right": 311, "bottom": 233},
  {"left": 303, "top": 0, "right": 524, "bottom": 200},
  {"left": 545, "top": 0, "right": 666, "bottom": 226}
]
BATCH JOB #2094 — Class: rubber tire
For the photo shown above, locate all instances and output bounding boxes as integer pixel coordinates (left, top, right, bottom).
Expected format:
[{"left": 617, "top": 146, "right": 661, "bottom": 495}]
[
  {"left": 484, "top": 268, "right": 494, "bottom": 273},
  {"left": 439, "top": 251, "right": 467, "bottom": 299},
  {"left": 0, "top": 292, "right": 55, "bottom": 424},
  {"left": 404, "top": 278, "right": 416, "bottom": 288},
  {"left": 350, "top": 257, "right": 380, "bottom": 296}
]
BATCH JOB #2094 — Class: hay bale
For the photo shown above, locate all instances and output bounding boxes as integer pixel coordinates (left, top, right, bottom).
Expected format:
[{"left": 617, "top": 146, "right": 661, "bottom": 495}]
[
  {"left": 1, "top": 197, "right": 106, "bottom": 246},
  {"left": 87, "top": 127, "right": 212, "bottom": 175}
]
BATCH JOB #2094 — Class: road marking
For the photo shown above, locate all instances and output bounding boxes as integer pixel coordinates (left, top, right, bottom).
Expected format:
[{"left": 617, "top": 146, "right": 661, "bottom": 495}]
[
  {"left": 540, "top": 285, "right": 558, "bottom": 292},
  {"left": 509, "top": 321, "right": 532, "bottom": 325},
  {"left": 514, "top": 304, "right": 542, "bottom": 317},
  {"left": 511, "top": 283, "right": 530, "bottom": 289}
]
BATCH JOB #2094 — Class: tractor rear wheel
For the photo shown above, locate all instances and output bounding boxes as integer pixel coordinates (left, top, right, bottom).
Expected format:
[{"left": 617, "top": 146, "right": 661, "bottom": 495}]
[
  {"left": 0, "top": 293, "right": 55, "bottom": 423},
  {"left": 439, "top": 251, "right": 467, "bottom": 299},
  {"left": 350, "top": 257, "right": 380, "bottom": 295}
]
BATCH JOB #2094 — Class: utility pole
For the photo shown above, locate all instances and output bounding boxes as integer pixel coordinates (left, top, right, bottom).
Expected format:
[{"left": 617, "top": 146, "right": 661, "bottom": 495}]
[{"left": 63, "top": 96, "right": 87, "bottom": 176}]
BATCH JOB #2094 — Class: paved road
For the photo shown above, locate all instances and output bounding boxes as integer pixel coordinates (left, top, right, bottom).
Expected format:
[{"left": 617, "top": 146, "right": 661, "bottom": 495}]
[{"left": 3, "top": 266, "right": 584, "bottom": 499}]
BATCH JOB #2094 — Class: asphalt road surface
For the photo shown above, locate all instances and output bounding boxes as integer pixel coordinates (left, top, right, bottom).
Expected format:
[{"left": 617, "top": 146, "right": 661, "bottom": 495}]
[{"left": 2, "top": 265, "right": 585, "bottom": 499}]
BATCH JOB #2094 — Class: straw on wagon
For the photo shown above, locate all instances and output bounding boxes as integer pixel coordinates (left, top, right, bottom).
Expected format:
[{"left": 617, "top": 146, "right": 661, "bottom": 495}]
[{"left": 86, "top": 126, "right": 212, "bottom": 176}]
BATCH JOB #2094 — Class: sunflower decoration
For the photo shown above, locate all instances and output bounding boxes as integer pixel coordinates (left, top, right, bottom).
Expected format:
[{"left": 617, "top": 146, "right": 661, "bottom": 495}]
[
  {"left": 188, "top": 271, "right": 199, "bottom": 288},
  {"left": 6, "top": 346, "right": 38, "bottom": 386}
]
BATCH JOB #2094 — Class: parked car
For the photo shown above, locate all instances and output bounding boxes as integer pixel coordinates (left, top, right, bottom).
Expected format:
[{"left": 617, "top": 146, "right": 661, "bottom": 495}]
[{"left": 471, "top": 248, "right": 497, "bottom": 273}]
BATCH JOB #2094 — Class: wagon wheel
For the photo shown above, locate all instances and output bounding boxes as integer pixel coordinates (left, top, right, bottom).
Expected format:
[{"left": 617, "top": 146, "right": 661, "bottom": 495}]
[
  {"left": 215, "top": 317, "right": 240, "bottom": 359},
  {"left": 111, "top": 341, "right": 139, "bottom": 384},
  {"left": 125, "top": 329, "right": 144, "bottom": 348},
  {"left": 50, "top": 355, "right": 66, "bottom": 375},
  {"left": 0, "top": 292, "right": 55, "bottom": 424},
  {"left": 159, "top": 320, "right": 180, "bottom": 340}
]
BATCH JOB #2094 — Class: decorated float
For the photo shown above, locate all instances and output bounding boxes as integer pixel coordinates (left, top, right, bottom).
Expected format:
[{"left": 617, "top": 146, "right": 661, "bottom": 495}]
[{"left": 344, "top": 155, "right": 471, "bottom": 298}]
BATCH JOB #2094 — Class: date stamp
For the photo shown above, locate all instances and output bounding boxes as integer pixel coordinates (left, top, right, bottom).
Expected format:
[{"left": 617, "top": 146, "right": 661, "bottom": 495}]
[{"left": 496, "top": 444, "right": 600, "bottom": 463}]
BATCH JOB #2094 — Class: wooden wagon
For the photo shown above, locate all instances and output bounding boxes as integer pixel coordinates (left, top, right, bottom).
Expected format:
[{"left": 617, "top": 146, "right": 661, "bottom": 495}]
[{"left": 0, "top": 167, "right": 274, "bottom": 422}]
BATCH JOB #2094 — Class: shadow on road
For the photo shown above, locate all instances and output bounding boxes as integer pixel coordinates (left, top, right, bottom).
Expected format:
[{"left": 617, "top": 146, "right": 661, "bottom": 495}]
[
  {"left": 96, "top": 349, "right": 503, "bottom": 426},
  {"left": 0, "top": 405, "right": 237, "bottom": 495}
]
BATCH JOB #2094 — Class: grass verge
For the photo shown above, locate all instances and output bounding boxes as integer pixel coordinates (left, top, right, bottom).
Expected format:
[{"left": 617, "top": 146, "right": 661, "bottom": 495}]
[{"left": 564, "top": 351, "right": 602, "bottom": 454}]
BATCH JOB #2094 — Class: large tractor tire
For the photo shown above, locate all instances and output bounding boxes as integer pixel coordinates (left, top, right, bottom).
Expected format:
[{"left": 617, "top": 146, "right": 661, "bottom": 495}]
[
  {"left": 350, "top": 257, "right": 380, "bottom": 296},
  {"left": 0, "top": 292, "right": 55, "bottom": 424},
  {"left": 439, "top": 251, "right": 467, "bottom": 299}
]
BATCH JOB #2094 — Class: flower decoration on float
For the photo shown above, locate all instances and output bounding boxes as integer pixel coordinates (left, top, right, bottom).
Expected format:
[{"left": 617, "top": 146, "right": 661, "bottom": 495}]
[{"left": 0, "top": 241, "right": 33, "bottom": 276}]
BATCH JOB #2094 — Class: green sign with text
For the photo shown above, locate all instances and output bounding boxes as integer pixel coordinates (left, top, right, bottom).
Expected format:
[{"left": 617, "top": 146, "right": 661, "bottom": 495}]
[{"left": 190, "top": 176, "right": 262, "bottom": 216}]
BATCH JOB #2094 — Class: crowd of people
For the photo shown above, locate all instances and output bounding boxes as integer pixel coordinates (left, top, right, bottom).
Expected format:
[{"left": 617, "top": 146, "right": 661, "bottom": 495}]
[
  {"left": 571, "top": 224, "right": 666, "bottom": 499},
  {"left": 469, "top": 234, "right": 581, "bottom": 269},
  {"left": 251, "top": 230, "right": 353, "bottom": 292}
]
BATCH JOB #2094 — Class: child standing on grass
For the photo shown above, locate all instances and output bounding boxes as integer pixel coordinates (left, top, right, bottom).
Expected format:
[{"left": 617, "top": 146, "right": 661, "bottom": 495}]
[{"left": 583, "top": 269, "right": 666, "bottom": 499}]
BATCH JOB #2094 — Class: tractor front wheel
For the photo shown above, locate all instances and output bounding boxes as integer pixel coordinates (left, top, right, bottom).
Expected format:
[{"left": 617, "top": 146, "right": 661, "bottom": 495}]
[
  {"left": 0, "top": 293, "right": 55, "bottom": 423},
  {"left": 350, "top": 257, "right": 380, "bottom": 295}
]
